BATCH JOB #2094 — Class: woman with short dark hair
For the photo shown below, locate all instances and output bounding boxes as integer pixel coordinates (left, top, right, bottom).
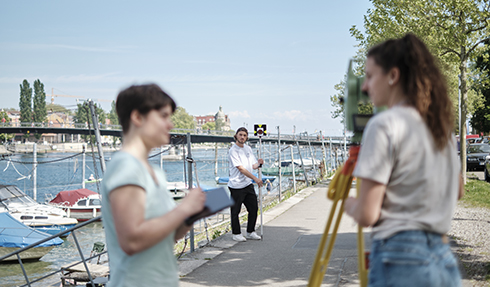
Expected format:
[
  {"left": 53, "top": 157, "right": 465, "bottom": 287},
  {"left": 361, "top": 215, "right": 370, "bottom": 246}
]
[{"left": 101, "top": 84, "right": 205, "bottom": 286}]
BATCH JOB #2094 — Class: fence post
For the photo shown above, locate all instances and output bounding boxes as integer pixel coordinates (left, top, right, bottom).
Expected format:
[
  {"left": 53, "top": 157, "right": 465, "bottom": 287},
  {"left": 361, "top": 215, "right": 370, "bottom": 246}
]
[{"left": 186, "top": 133, "right": 195, "bottom": 252}]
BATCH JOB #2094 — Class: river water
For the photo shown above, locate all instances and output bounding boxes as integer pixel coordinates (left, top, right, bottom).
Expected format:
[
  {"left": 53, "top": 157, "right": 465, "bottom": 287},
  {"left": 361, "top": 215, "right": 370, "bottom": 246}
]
[{"left": 0, "top": 143, "right": 329, "bottom": 286}]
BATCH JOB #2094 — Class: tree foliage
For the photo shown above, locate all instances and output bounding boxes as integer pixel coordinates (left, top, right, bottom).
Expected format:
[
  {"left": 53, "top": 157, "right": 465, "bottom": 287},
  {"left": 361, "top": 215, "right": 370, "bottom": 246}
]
[
  {"left": 74, "top": 102, "right": 106, "bottom": 125},
  {"left": 46, "top": 103, "right": 70, "bottom": 114},
  {"left": 107, "top": 101, "right": 119, "bottom": 126},
  {"left": 0, "top": 110, "right": 14, "bottom": 142},
  {"left": 349, "top": 0, "right": 490, "bottom": 180},
  {"left": 171, "top": 107, "right": 195, "bottom": 130},
  {"left": 202, "top": 121, "right": 216, "bottom": 131},
  {"left": 74, "top": 102, "right": 107, "bottom": 142},
  {"left": 33, "top": 79, "right": 47, "bottom": 123},
  {"left": 215, "top": 118, "right": 224, "bottom": 131},
  {"left": 470, "top": 41, "right": 490, "bottom": 134},
  {"left": 19, "top": 80, "right": 32, "bottom": 122}
]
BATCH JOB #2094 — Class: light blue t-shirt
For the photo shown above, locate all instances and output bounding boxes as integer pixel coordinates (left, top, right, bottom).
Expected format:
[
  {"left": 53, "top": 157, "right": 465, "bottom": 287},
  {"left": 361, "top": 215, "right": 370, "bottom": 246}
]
[{"left": 101, "top": 151, "right": 178, "bottom": 287}]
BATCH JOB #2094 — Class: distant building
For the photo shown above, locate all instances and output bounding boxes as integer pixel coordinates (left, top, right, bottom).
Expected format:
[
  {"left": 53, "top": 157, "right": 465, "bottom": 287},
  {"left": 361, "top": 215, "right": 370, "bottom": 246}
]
[
  {"left": 194, "top": 106, "right": 231, "bottom": 131},
  {"left": 6, "top": 110, "right": 20, "bottom": 126},
  {"left": 215, "top": 106, "right": 231, "bottom": 131},
  {"left": 194, "top": 115, "right": 215, "bottom": 128}
]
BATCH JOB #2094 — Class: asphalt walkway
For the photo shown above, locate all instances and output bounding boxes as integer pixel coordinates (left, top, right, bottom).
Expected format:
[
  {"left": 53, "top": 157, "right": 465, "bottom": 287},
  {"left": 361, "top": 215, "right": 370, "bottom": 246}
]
[{"left": 177, "top": 179, "right": 470, "bottom": 287}]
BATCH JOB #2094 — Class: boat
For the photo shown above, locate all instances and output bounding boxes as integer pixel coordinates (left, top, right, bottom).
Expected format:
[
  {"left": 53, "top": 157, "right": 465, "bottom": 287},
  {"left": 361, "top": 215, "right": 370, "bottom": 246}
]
[
  {"left": 280, "top": 158, "right": 321, "bottom": 169},
  {"left": 49, "top": 189, "right": 102, "bottom": 222},
  {"left": 261, "top": 166, "right": 303, "bottom": 176},
  {"left": 216, "top": 175, "right": 276, "bottom": 185},
  {"left": 0, "top": 212, "right": 64, "bottom": 262},
  {"left": 0, "top": 185, "right": 78, "bottom": 237},
  {"left": 167, "top": 182, "right": 217, "bottom": 199}
]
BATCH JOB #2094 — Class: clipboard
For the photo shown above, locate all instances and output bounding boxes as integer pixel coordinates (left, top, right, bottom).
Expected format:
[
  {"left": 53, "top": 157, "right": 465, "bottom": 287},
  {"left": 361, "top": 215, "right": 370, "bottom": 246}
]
[{"left": 185, "top": 187, "right": 234, "bottom": 225}]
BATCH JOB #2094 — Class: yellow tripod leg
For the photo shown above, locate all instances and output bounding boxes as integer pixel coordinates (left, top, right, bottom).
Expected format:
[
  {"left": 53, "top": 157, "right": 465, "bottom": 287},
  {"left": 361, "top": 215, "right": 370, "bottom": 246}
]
[
  {"left": 308, "top": 169, "right": 354, "bottom": 287},
  {"left": 356, "top": 179, "right": 368, "bottom": 287}
]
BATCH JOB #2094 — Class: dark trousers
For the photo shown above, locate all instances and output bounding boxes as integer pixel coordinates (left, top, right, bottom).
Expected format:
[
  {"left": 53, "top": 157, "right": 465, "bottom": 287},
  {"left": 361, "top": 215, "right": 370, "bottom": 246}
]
[{"left": 229, "top": 184, "right": 258, "bottom": 234}]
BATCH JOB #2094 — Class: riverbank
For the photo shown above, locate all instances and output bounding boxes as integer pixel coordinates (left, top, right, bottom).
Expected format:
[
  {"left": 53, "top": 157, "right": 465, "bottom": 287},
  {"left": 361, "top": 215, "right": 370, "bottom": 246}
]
[{"left": 0, "top": 143, "right": 118, "bottom": 154}]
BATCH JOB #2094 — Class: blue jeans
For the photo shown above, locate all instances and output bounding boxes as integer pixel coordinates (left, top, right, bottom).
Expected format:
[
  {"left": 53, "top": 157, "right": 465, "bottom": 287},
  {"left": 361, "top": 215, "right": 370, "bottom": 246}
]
[{"left": 368, "top": 230, "right": 461, "bottom": 287}]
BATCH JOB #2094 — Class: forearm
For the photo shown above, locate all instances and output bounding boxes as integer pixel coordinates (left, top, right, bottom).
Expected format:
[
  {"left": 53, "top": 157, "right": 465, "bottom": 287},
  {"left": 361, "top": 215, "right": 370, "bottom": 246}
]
[
  {"left": 119, "top": 206, "right": 191, "bottom": 255},
  {"left": 237, "top": 166, "right": 259, "bottom": 181},
  {"left": 344, "top": 178, "right": 385, "bottom": 227},
  {"left": 175, "top": 223, "right": 192, "bottom": 241}
]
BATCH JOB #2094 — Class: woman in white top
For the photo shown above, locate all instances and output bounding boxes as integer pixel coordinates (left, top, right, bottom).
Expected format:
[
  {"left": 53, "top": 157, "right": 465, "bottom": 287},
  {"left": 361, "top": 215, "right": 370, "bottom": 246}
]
[{"left": 344, "top": 34, "right": 464, "bottom": 287}]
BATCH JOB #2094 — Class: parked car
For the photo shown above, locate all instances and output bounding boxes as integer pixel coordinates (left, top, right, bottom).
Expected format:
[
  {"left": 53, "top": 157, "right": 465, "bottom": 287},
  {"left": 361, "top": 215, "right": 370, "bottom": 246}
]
[
  {"left": 485, "top": 154, "right": 490, "bottom": 182},
  {"left": 466, "top": 143, "right": 490, "bottom": 171}
]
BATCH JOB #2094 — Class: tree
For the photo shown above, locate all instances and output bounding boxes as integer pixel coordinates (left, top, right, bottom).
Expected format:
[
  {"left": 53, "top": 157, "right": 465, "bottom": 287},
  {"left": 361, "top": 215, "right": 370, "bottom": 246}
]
[
  {"left": 470, "top": 41, "right": 490, "bottom": 134},
  {"left": 32, "top": 79, "right": 47, "bottom": 140},
  {"left": 107, "top": 101, "right": 119, "bottom": 126},
  {"left": 107, "top": 101, "right": 121, "bottom": 145},
  {"left": 33, "top": 79, "right": 47, "bottom": 123},
  {"left": 74, "top": 102, "right": 107, "bottom": 142},
  {"left": 19, "top": 80, "right": 32, "bottom": 123},
  {"left": 349, "top": 0, "right": 490, "bottom": 182},
  {"left": 202, "top": 121, "right": 216, "bottom": 131},
  {"left": 171, "top": 107, "right": 195, "bottom": 130},
  {"left": 0, "top": 110, "right": 14, "bottom": 142},
  {"left": 46, "top": 103, "right": 71, "bottom": 114},
  {"left": 215, "top": 118, "right": 224, "bottom": 131}
]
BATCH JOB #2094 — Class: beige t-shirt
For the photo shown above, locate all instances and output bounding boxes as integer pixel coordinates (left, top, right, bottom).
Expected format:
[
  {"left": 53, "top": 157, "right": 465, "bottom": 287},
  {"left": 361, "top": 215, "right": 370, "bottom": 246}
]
[{"left": 353, "top": 106, "right": 460, "bottom": 240}]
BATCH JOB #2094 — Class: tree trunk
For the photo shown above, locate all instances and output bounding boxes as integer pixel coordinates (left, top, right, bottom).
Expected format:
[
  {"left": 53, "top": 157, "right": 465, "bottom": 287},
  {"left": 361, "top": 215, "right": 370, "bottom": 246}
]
[{"left": 460, "top": 47, "right": 468, "bottom": 185}]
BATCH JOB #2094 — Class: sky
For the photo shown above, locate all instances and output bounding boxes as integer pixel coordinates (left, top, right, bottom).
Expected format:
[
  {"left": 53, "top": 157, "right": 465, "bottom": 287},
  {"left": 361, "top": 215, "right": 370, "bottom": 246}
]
[{"left": 0, "top": 1, "right": 372, "bottom": 137}]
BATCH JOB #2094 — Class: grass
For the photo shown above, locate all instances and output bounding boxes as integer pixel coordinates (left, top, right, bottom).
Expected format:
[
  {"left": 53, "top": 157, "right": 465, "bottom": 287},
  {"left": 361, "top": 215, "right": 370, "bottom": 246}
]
[{"left": 461, "top": 179, "right": 490, "bottom": 209}]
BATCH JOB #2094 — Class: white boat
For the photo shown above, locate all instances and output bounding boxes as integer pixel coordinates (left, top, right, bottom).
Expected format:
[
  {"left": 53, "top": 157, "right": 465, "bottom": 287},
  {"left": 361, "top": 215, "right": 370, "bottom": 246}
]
[
  {"left": 0, "top": 212, "right": 64, "bottom": 262},
  {"left": 49, "top": 189, "right": 102, "bottom": 222},
  {"left": 0, "top": 185, "right": 78, "bottom": 237},
  {"left": 280, "top": 158, "right": 321, "bottom": 169}
]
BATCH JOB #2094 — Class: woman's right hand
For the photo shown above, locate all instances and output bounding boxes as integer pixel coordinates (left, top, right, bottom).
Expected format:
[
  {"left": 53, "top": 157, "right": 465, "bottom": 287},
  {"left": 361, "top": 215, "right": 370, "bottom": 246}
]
[{"left": 180, "top": 187, "right": 206, "bottom": 216}]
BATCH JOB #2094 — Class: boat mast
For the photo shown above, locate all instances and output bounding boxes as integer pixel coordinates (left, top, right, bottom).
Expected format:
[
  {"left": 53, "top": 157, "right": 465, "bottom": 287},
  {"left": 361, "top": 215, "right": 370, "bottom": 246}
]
[{"left": 87, "top": 100, "right": 106, "bottom": 173}]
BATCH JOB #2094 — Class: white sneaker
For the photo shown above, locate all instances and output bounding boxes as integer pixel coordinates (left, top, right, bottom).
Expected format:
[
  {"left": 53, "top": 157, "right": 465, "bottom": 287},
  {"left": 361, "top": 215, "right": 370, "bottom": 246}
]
[
  {"left": 246, "top": 232, "right": 261, "bottom": 240},
  {"left": 232, "top": 234, "right": 247, "bottom": 242}
]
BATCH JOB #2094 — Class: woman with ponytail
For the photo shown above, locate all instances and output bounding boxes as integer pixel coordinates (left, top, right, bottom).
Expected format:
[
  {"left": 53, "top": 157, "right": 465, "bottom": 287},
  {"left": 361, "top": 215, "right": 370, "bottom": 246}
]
[{"left": 344, "top": 34, "right": 464, "bottom": 286}]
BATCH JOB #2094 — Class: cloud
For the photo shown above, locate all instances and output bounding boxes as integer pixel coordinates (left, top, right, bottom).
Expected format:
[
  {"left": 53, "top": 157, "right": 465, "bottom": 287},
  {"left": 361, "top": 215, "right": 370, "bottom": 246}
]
[
  {"left": 269, "top": 110, "right": 308, "bottom": 121},
  {"left": 228, "top": 110, "right": 251, "bottom": 119}
]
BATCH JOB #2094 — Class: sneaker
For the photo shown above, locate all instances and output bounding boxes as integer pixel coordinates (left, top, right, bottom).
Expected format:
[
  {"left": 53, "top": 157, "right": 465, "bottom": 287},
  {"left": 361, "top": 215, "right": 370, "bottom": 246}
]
[
  {"left": 246, "top": 232, "right": 261, "bottom": 240},
  {"left": 232, "top": 234, "right": 247, "bottom": 242}
]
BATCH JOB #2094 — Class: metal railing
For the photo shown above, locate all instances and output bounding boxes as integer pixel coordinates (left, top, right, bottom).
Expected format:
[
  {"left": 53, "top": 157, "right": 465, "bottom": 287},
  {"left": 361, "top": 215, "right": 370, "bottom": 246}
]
[{"left": 0, "top": 216, "right": 105, "bottom": 287}]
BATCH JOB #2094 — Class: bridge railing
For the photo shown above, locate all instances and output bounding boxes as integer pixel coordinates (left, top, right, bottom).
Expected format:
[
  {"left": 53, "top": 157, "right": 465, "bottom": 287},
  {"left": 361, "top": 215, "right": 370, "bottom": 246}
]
[{"left": 0, "top": 122, "right": 350, "bottom": 143}]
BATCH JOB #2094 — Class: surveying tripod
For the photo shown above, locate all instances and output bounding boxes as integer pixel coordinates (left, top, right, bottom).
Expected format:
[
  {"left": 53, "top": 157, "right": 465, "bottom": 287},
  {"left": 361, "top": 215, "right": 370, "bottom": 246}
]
[{"left": 308, "top": 145, "right": 368, "bottom": 287}]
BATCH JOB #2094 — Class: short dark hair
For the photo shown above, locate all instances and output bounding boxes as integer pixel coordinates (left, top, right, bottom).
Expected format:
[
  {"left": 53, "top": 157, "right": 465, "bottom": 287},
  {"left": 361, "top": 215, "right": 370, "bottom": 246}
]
[
  {"left": 234, "top": 127, "right": 248, "bottom": 141},
  {"left": 116, "top": 84, "right": 176, "bottom": 134}
]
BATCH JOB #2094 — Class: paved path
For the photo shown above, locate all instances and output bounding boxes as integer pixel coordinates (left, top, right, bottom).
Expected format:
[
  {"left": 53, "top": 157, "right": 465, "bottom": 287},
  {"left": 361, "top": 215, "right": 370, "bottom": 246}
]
[{"left": 178, "top": 179, "right": 471, "bottom": 287}]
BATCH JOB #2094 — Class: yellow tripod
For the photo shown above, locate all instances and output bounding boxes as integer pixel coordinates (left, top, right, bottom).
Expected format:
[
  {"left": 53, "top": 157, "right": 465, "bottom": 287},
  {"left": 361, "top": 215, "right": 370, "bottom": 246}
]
[{"left": 308, "top": 146, "right": 368, "bottom": 287}]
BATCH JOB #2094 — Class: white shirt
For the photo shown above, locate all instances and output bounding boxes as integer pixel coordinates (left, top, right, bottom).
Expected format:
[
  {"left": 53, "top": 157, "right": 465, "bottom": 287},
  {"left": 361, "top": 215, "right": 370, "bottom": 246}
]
[
  {"left": 353, "top": 106, "right": 460, "bottom": 240},
  {"left": 228, "top": 143, "right": 257, "bottom": 189}
]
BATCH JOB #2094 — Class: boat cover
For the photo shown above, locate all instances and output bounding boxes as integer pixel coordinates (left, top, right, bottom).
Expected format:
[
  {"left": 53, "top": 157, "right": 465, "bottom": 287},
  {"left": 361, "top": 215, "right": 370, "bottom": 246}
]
[
  {"left": 217, "top": 175, "right": 276, "bottom": 185},
  {"left": 0, "top": 212, "right": 63, "bottom": 248},
  {"left": 50, "top": 189, "right": 97, "bottom": 206}
]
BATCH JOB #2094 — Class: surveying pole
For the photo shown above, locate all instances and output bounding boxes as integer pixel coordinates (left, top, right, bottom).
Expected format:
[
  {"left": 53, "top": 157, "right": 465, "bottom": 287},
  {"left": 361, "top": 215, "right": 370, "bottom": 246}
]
[{"left": 254, "top": 124, "right": 267, "bottom": 239}]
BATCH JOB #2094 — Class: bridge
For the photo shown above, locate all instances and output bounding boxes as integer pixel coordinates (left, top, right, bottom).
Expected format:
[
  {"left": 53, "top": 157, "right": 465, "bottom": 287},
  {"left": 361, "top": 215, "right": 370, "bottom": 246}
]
[{"left": 0, "top": 122, "right": 350, "bottom": 146}]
